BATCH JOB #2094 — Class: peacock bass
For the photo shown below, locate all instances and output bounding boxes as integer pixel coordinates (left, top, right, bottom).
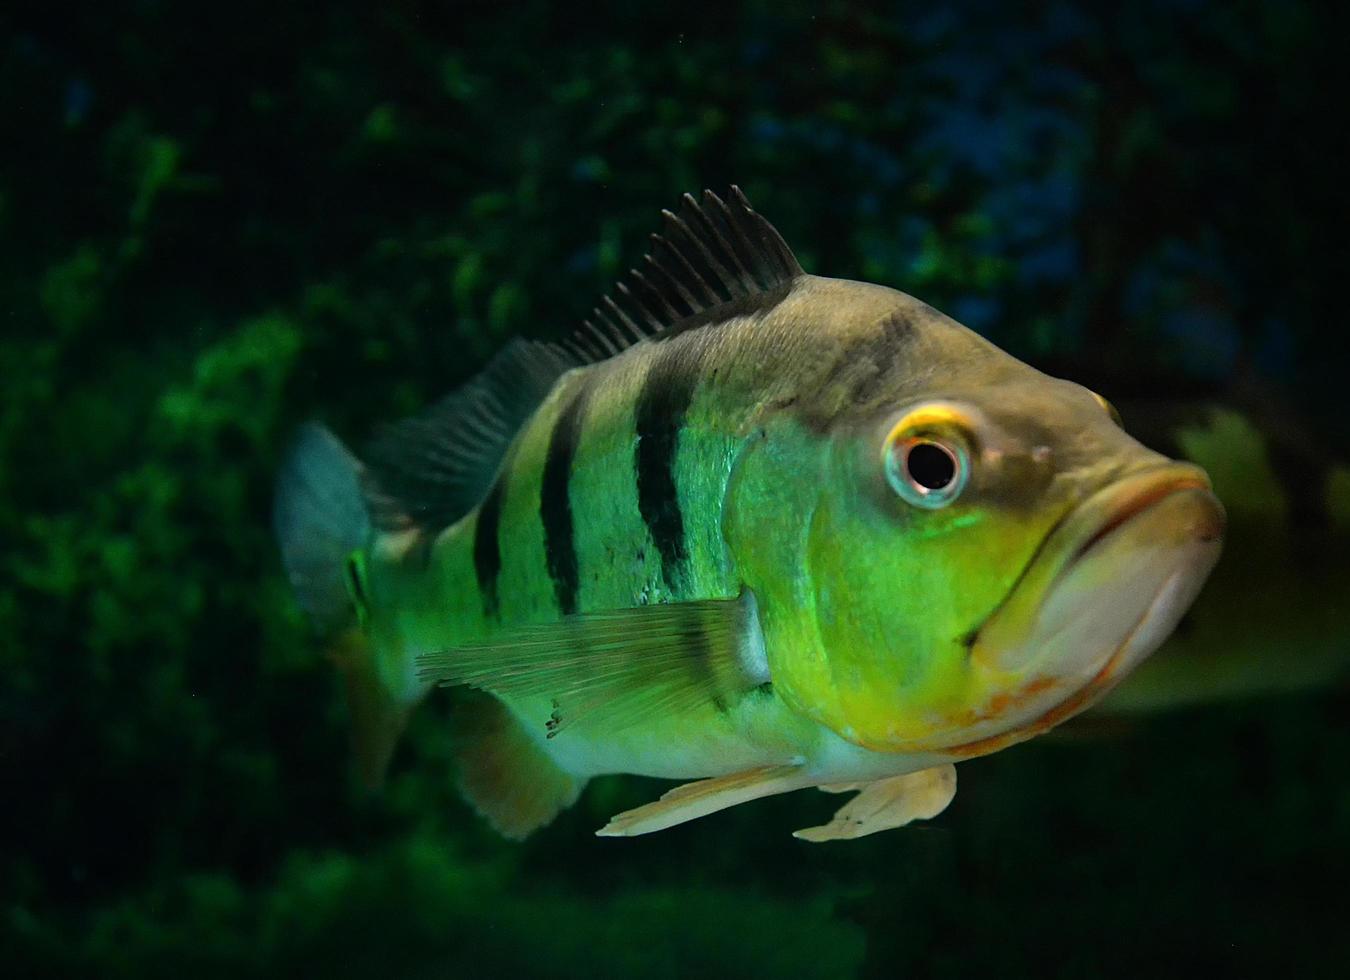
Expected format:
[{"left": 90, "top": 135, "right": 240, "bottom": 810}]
[{"left": 274, "top": 188, "right": 1224, "bottom": 841}]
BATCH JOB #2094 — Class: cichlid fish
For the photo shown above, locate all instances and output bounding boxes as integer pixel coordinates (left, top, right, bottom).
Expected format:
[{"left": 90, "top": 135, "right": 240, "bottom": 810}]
[{"left": 275, "top": 188, "right": 1224, "bottom": 841}]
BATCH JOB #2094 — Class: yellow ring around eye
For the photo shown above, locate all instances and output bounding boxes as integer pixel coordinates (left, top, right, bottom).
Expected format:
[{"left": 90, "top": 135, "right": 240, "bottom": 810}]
[{"left": 883, "top": 403, "right": 975, "bottom": 444}]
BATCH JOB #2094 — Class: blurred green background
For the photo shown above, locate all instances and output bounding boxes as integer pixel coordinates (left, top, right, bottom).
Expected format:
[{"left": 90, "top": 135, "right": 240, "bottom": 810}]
[{"left": 3, "top": 2, "right": 1347, "bottom": 977}]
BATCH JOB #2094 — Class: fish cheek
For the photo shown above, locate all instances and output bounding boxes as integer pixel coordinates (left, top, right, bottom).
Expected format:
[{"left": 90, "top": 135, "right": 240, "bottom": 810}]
[{"left": 796, "top": 491, "right": 984, "bottom": 747}]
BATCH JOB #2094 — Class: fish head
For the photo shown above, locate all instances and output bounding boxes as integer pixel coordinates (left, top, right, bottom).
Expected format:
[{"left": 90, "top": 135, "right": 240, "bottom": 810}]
[{"left": 786, "top": 288, "right": 1225, "bottom": 755}]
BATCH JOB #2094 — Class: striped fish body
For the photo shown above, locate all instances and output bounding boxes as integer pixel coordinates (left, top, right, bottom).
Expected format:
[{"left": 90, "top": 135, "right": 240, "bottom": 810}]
[
  {"left": 372, "top": 277, "right": 959, "bottom": 783},
  {"left": 276, "top": 189, "right": 1224, "bottom": 839}
]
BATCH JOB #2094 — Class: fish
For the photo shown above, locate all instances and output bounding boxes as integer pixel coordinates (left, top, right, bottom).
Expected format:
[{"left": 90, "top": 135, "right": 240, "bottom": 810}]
[{"left": 274, "top": 187, "right": 1225, "bottom": 841}]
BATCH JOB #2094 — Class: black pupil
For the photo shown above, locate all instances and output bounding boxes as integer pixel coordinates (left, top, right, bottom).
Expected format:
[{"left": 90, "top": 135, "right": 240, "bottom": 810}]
[{"left": 906, "top": 442, "right": 956, "bottom": 490}]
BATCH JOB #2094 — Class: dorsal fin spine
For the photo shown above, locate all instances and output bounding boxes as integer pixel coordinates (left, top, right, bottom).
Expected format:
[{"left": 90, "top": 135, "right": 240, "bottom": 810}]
[
  {"left": 423, "top": 441, "right": 479, "bottom": 468},
  {"left": 701, "top": 190, "right": 760, "bottom": 294},
  {"left": 561, "top": 186, "right": 806, "bottom": 370},
  {"left": 732, "top": 186, "right": 796, "bottom": 283},
  {"left": 581, "top": 320, "right": 620, "bottom": 357},
  {"left": 660, "top": 209, "right": 732, "bottom": 306},
  {"left": 600, "top": 296, "right": 646, "bottom": 343},
  {"left": 630, "top": 268, "right": 684, "bottom": 322},
  {"left": 678, "top": 195, "right": 748, "bottom": 297},
  {"left": 723, "top": 188, "right": 780, "bottom": 288},
  {"left": 651, "top": 230, "right": 718, "bottom": 307},
  {"left": 565, "top": 335, "right": 605, "bottom": 362},
  {"left": 645, "top": 242, "right": 702, "bottom": 311},
  {"left": 464, "top": 395, "right": 507, "bottom": 430},
  {"left": 599, "top": 318, "right": 628, "bottom": 352},
  {"left": 616, "top": 280, "right": 663, "bottom": 332},
  {"left": 633, "top": 274, "right": 671, "bottom": 325},
  {"left": 585, "top": 317, "right": 626, "bottom": 353},
  {"left": 703, "top": 190, "right": 761, "bottom": 294}
]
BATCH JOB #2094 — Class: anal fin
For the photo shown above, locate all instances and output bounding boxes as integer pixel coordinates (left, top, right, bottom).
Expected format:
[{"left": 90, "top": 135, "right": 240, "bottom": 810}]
[
  {"left": 597, "top": 764, "right": 807, "bottom": 837},
  {"left": 452, "top": 694, "right": 585, "bottom": 840},
  {"left": 793, "top": 764, "right": 957, "bottom": 843}
]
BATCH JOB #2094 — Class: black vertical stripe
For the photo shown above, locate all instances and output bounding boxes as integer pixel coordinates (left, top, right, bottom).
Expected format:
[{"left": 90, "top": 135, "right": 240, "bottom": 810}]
[
  {"left": 635, "top": 345, "right": 702, "bottom": 594},
  {"left": 542, "top": 383, "right": 592, "bottom": 615},
  {"left": 472, "top": 473, "right": 507, "bottom": 620}
]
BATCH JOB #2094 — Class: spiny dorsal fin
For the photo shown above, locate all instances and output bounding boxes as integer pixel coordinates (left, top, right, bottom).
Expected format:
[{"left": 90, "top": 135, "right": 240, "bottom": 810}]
[
  {"left": 360, "top": 188, "right": 800, "bottom": 532},
  {"left": 564, "top": 186, "right": 803, "bottom": 361},
  {"left": 362, "top": 339, "right": 577, "bottom": 531}
]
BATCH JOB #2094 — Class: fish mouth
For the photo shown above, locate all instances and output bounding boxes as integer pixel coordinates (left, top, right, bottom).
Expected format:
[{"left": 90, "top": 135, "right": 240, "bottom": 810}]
[{"left": 934, "top": 463, "right": 1225, "bottom": 757}]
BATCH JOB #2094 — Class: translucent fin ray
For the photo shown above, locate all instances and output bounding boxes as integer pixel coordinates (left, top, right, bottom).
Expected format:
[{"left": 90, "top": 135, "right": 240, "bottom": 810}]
[
  {"left": 793, "top": 766, "right": 957, "bottom": 843},
  {"left": 596, "top": 765, "right": 809, "bottom": 837},
  {"left": 361, "top": 339, "right": 577, "bottom": 531},
  {"left": 415, "top": 595, "right": 768, "bottom": 738}
]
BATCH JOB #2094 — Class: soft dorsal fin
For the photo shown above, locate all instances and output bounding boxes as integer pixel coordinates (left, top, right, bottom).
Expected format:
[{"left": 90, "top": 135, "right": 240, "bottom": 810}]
[
  {"left": 362, "top": 339, "right": 576, "bottom": 531},
  {"left": 362, "top": 187, "right": 801, "bottom": 531}
]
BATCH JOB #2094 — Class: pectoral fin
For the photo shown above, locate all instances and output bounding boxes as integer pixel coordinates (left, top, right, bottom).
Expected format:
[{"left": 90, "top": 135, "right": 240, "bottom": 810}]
[
  {"left": 793, "top": 765, "right": 957, "bottom": 843},
  {"left": 597, "top": 764, "right": 808, "bottom": 837},
  {"left": 416, "top": 593, "right": 768, "bottom": 739}
]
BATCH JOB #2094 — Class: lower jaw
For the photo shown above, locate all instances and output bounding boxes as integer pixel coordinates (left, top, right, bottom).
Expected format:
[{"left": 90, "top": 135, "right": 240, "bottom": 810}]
[
  {"left": 936, "top": 651, "right": 1123, "bottom": 759},
  {"left": 936, "top": 561, "right": 1197, "bottom": 759}
]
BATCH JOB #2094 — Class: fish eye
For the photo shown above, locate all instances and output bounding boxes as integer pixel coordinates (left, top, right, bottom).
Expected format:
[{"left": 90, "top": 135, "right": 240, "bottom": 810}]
[
  {"left": 1092, "top": 392, "right": 1123, "bottom": 428},
  {"left": 885, "top": 434, "right": 970, "bottom": 509},
  {"left": 882, "top": 404, "right": 975, "bottom": 509}
]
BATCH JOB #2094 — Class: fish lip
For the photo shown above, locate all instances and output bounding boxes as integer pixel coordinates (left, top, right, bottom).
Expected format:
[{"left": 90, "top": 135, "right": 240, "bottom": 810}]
[
  {"left": 934, "top": 463, "right": 1225, "bottom": 756},
  {"left": 964, "top": 462, "right": 1222, "bottom": 654},
  {"left": 1067, "top": 468, "right": 1222, "bottom": 565}
]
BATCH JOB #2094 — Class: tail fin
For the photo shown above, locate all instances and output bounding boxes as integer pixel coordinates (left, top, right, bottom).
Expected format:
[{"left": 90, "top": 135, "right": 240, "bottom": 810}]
[
  {"left": 274, "top": 423, "right": 370, "bottom": 630},
  {"left": 274, "top": 423, "right": 409, "bottom": 787}
]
